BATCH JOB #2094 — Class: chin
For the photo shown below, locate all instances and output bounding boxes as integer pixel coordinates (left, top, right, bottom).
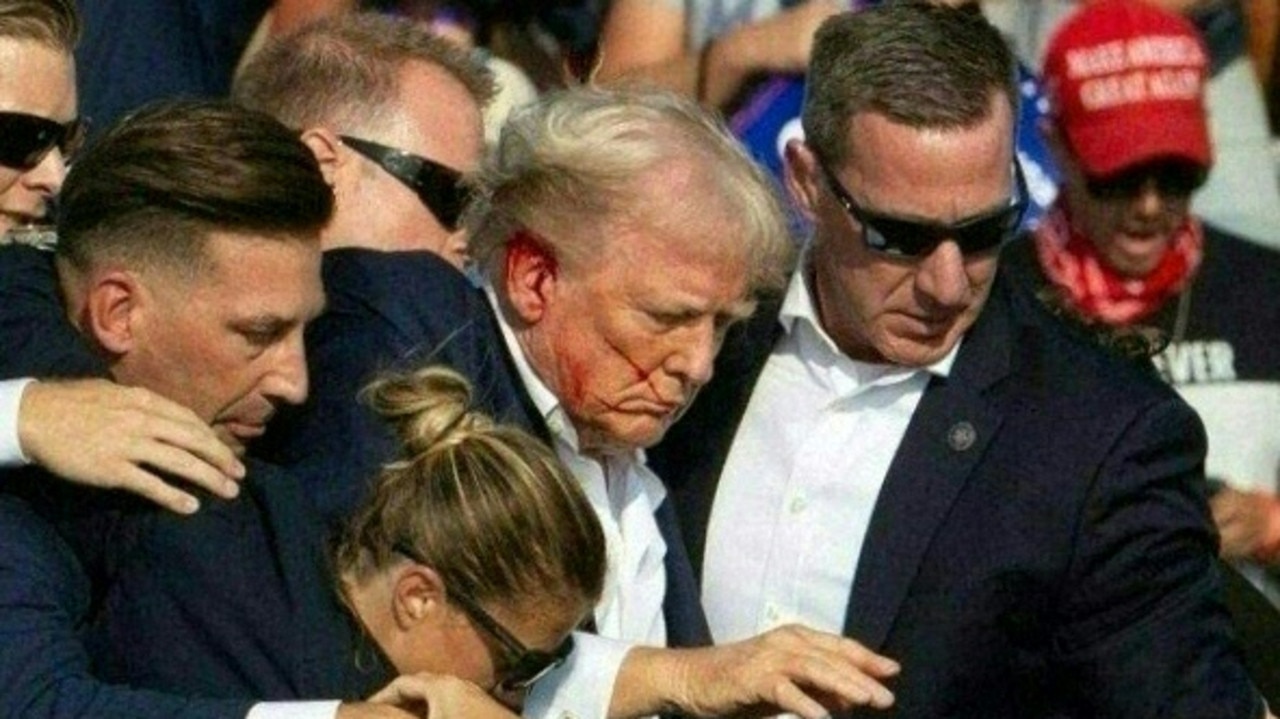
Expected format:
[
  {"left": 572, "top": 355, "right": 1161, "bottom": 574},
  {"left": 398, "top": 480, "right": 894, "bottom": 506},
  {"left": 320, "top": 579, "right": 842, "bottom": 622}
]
[
  {"left": 880, "top": 333, "right": 962, "bottom": 369},
  {"left": 590, "top": 418, "right": 670, "bottom": 454}
]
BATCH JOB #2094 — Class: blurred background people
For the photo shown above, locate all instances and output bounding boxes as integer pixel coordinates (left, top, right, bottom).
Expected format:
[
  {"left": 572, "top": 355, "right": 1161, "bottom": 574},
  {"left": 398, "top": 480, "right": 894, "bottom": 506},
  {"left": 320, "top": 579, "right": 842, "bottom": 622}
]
[{"left": 1002, "top": 0, "right": 1280, "bottom": 615}]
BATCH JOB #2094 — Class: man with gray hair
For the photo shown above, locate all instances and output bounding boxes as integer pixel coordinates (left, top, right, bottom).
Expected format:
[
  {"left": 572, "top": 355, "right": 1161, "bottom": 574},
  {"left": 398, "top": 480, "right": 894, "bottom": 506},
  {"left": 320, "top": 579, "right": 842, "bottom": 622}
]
[
  {"left": 265, "top": 75, "right": 901, "bottom": 717},
  {"left": 653, "top": 2, "right": 1269, "bottom": 716}
]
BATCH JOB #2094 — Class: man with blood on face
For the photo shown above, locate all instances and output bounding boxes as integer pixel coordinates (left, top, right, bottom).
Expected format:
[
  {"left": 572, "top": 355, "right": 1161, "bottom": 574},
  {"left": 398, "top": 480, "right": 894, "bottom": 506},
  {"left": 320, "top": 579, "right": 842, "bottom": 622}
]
[{"left": 452, "top": 86, "right": 902, "bottom": 719}]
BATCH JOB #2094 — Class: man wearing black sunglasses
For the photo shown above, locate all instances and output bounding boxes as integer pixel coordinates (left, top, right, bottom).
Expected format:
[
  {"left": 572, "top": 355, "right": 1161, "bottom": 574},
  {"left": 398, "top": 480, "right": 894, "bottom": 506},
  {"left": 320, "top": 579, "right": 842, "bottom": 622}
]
[
  {"left": 652, "top": 3, "right": 1269, "bottom": 717},
  {"left": 1002, "top": 0, "right": 1280, "bottom": 648}
]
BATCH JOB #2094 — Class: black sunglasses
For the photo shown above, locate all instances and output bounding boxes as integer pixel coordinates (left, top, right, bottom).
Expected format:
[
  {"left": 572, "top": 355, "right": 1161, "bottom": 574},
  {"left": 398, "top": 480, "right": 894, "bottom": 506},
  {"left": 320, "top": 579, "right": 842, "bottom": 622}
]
[
  {"left": 0, "top": 111, "right": 85, "bottom": 170},
  {"left": 819, "top": 158, "right": 1028, "bottom": 257},
  {"left": 340, "top": 135, "right": 471, "bottom": 231},
  {"left": 1084, "top": 159, "right": 1206, "bottom": 201},
  {"left": 392, "top": 543, "right": 574, "bottom": 692}
]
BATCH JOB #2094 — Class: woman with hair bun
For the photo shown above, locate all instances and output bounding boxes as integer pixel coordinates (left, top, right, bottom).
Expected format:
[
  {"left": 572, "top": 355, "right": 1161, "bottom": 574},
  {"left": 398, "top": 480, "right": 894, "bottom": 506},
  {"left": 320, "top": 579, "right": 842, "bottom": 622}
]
[
  {"left": 83, "top": 366, "right": 605, "bottom": 716},
  {"left": 335, "top": 366, "right": 606, "bottom": 706}
]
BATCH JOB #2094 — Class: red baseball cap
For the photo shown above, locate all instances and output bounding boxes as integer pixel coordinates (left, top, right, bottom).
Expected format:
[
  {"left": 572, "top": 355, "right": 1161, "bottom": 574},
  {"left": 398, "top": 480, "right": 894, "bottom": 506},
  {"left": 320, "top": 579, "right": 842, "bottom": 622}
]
[{"left": 1042, "top": 0, "right": 1212, "bottom": 179}]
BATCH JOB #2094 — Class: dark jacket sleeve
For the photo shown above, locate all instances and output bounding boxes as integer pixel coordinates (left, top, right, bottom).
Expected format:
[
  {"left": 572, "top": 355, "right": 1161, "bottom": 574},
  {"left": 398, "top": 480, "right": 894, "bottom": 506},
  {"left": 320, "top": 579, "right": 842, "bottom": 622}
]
[
  {"left": 0, "top": 492, "right": 253, "bottom": 719},
  {"left": 1053, "top": 396, "right": 1265, "bottom": 718}
]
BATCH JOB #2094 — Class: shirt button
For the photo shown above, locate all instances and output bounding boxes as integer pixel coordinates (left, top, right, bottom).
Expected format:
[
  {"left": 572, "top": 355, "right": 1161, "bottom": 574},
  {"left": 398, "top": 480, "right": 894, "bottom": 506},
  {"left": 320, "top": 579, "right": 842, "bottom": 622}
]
[{"left": 788, "top": 494, "right": 808, "bottom": 514}]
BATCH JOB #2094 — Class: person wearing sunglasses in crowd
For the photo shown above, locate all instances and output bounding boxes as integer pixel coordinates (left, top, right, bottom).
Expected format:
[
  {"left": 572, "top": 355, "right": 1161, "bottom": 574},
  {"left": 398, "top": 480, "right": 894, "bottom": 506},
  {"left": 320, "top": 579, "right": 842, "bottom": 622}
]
[
  {"left": 0, "top": 0, "right": 254, "bottom": 518},
  {"left": 1002, "top": 0, "right": 1280, "bottom": 627},
  {"left": 236, "top": 12, "right": 510, "bottom": 524},
  {"left": 650, "top": 2, "right": 1270, "bottom": 716}
]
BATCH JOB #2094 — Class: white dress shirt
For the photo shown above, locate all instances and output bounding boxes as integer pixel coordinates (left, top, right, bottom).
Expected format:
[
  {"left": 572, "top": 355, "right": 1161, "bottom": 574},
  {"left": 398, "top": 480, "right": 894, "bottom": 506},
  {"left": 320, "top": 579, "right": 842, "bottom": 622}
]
[
  {"left": 0, "top": 378, "right": 32, "bottom": 467},
  {"left": 488, "top": 288, "right": 669, "bottom": 719},
  {"left": 702, "top": 266, "right": 956, "bottom": 644}
]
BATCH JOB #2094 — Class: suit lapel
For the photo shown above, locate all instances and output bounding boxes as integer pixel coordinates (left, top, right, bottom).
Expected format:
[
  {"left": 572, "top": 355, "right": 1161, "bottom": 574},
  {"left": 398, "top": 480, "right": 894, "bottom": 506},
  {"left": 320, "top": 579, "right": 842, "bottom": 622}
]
[
  {"left": 843, "top": 278, "right": 1017, "bottom": 648},
  {"left": 655, "top": 302, "right": 782, "bottom": 579}
]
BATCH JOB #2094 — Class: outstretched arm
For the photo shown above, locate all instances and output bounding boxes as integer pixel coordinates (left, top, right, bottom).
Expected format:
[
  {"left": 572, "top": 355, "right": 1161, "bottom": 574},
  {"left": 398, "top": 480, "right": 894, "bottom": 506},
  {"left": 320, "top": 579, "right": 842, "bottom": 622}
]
[{"left": 610, "top": 624, "right": 898, "bottom": 718}]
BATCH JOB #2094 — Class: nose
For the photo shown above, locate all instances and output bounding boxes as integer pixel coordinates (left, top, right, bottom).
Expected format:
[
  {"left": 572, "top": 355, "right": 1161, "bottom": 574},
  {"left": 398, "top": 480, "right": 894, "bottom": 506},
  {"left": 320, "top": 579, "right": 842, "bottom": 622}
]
[
  {"left": 1132, "top": 179, "right": 1165, "bottom": 218},
  {"left": 667, "top": 319, "right": 718, "bottom": 387},
  {"left": 264, "top": 332, "right": 310, "bottom": 406},
  {"left": 23, "top": 147, "right": 69, "bottom": 197},
  {"left": 914, "top": 240, "right": 970, "bottom": 310}
]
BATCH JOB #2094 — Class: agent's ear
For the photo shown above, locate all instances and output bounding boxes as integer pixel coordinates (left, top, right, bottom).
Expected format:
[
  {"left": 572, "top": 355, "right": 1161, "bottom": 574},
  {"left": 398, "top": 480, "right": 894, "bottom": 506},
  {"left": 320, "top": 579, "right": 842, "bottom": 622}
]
[
  {"left": 299, "top": 126, "right": 349, "bottom": 188},
  {"left": 391, "top": 563, "right": 448, "bottom": 630},
  {"left": 502, "top": 230, "right": 560, "bottom": 326},
  {"left": 82, "top": 270, "right": 146, "bottom": 357},
  {"left": 783, "top": 140, "right": 823, "bottom": 222}
]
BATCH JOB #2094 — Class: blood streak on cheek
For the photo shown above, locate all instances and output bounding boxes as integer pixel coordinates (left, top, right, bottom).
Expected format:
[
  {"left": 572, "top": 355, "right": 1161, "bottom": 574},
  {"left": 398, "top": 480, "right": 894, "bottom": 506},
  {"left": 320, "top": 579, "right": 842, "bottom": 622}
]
[{"left": 605, "top": 337, "right": 664, "bottom": 401}]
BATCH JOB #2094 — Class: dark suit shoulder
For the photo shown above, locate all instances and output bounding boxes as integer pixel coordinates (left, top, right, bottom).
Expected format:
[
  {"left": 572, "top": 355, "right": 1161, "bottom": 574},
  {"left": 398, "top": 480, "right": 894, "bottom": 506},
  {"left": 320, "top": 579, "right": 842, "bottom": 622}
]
[{"left": 0, "top": 245, "right": 105, "bottom": 379}]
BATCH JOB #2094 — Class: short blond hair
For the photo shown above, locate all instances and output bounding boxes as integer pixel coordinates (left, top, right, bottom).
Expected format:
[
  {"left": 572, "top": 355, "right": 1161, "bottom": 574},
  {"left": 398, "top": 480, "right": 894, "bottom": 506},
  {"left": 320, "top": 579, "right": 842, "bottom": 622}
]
[
  {"left": 467, "top": 85, "right": 795, "bottom": 298},
  {"left": 233, "top": 12, "right": 494, "bottom": 136}
]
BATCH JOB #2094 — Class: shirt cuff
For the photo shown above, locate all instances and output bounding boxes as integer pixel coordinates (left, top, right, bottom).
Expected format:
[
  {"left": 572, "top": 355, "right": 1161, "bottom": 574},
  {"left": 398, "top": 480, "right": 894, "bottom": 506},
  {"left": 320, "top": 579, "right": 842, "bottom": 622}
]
[
  {"left": 524, "top": 632, "right": 633, "bottom": 719},
  {"left": 0, "top": 378, "right": 34, "bottom": 467},
  {"left": 246, "top": 700, "right": 341, "bottom": 719}
]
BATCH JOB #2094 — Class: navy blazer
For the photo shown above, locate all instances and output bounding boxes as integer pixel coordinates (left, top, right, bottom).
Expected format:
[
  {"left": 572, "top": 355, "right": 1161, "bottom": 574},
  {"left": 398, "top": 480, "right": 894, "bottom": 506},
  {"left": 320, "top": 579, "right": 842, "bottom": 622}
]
[
  {"left": 650, "top": 272, "right": 1264, "bottom": 717},
  {"left": 0, "top": 244, "right": 105, "bottom": 378},
  {"left": 74, "top": 460, "right": 392, "bottom": 701},
  {"left": 262, "top": 248, "right": 711, "bottom": 647},
  {"left": 0, "top": 490, "right": 255, "bottom": 719},
  {"left": 0, "top": 244, "right": 378, "bottom": 715}
]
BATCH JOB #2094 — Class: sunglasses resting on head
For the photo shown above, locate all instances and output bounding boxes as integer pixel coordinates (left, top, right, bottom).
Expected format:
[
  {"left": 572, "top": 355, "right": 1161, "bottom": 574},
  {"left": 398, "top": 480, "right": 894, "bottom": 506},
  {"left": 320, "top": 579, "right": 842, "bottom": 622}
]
[
  {"left": 0, "top": 111, "right": 84, "bottom": 171},
  {"left": 819, "top": 156, "right": 1029, "bottom": 258},
  {"left": 340, "top": 135, "right": 472, "bottom": 232}
]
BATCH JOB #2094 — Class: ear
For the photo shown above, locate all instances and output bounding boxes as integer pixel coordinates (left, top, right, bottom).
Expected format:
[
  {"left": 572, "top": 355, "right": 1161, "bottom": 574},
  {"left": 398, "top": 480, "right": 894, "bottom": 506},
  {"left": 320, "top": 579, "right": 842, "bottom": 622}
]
[
  {"left": 502, "top": 230, "right": 560, "bottom": 326},
  {"left": 391, "top": 563, "right": 448, "bottom": 631},
  {"left": 82, "top": 270, "right": 146, "bottom": 357},
  {"left": 299, "top": 126, "right": 349, "bottom": 188},
  {"left": 783, "top": 140, "right": 823, "bottom": 222}
]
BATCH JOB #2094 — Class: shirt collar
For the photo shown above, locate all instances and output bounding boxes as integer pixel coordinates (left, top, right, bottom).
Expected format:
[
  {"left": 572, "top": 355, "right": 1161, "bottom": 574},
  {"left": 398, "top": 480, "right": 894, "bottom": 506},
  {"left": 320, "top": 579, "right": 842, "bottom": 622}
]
[{"left": 483, "top": 285, "right": 585, "bottom": 451}]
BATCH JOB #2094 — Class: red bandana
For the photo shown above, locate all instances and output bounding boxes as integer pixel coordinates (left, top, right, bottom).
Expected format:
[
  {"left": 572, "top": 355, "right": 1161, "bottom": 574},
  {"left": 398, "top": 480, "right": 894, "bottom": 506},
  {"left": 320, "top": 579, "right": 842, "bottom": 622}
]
[{"left": 1032, "top": 203, "right": 1203, "bottom": 324}]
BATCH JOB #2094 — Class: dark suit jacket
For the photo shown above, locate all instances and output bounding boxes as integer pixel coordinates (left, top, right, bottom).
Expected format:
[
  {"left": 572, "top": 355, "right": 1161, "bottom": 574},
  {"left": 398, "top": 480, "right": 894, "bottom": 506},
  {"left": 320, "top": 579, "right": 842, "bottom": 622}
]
[
  {"left": 0, "top": 244, "right": 105, "bottom": 378},
  {"left": 76, "top": 460, "right": 392, "bottom": 702},
  {"left": 0, "top": 245, "right": 259, "bottom": 718},
  {"left": 0, "top": 244, "right": 386, "bottom": 714},
  {"left": 651, "top": 272, "right": 1264, "bottom": 717},
  {"left": 262, "top": 248, "right": 712, "bottom": 647},
  {"left": 0, "top": 491, "right": 255, "bottom": 719}
]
